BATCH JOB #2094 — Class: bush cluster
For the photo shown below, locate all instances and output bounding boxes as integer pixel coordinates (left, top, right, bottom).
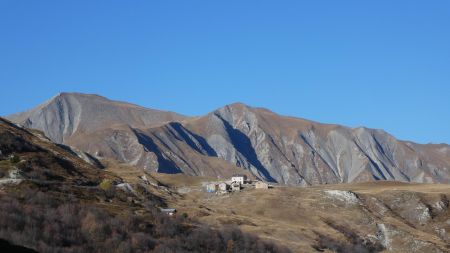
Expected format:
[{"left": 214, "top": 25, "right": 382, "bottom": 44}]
[{"left": 0, "top": 189, "right": 290, "bottom": 253}]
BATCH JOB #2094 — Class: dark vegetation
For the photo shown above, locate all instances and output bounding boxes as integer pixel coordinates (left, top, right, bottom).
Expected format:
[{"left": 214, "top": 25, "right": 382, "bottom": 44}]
[
  {"left": 0, "top": 150, "right": 91, "bottom": 183},
  {"left": 0, "top": 130, "right": 41, "bottom": 155},
  {"left": 313, "top": 220, "right": 384, "bottom": 253},
  {"left": 0, "top": 188, "right": 290, "bottom": 253},
  {"left": 0, "top": 124, "right": 102, "bottom": 185},
  {"left": 0, "top": 238, "right": 38, "bottom": 253},
  {"left": 10, "top": 154, "right": 21, "bottom": 163}
]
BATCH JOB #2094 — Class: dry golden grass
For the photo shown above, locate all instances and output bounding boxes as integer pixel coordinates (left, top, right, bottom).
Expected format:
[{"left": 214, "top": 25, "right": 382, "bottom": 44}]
[{"left": 135, "top": 173, "right": 450, "bottom": 253}]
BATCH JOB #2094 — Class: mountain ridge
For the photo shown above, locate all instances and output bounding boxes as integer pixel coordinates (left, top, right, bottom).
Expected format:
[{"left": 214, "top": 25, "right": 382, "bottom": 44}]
[{"left": 7, "top": 92, "right": 450, "bottom": 185}]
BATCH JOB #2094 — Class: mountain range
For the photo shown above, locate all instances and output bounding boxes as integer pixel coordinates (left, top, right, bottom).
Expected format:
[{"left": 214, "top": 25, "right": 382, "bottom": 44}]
[{"left": 7, "top": 92, "right": 450, "bottom": 185}]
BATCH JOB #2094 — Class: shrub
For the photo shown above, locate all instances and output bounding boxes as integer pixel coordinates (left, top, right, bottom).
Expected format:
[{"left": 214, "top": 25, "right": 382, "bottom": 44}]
[
  {"left": 99, "top": 179, "right": 116, "bottom": 198},
  {"left": 10, "top": 155, "right": 20, "bottom": 163},
  {"left": 99, "top": 179, "right": 113, "bottom": 190}
]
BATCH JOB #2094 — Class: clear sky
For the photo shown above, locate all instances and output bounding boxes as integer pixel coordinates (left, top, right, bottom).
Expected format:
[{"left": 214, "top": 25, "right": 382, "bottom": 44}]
[{"left": 0, "top": 1, "right": 449, "bottom": 144}]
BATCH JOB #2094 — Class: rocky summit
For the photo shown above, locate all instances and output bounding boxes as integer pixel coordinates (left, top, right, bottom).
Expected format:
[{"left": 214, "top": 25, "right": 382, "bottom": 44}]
[{"left": 7, "top": 93, "right": 450, "bottom": 185}]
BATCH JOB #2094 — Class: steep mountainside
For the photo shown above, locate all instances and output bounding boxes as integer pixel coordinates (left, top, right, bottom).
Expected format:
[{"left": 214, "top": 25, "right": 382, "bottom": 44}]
[
  {"left": 7, "top": 93, "right": 450, "bottom": 185},
  {"left": 8, "top": 92, "right": 186, "bottom": 143},
  {"left": 177, "top": 103, "right": 450, "bottom": 184}
]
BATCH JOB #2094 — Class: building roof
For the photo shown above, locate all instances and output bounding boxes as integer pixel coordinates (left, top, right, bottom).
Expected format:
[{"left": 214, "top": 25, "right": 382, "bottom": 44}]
[{"left": 160, "top": 208, "right": 176, "bottom": 212}]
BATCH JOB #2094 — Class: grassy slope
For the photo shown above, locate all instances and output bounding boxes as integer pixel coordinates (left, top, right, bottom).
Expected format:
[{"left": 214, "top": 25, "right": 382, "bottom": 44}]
[{"left": 145, "top": 173, "right": 450, "bottom": 253}]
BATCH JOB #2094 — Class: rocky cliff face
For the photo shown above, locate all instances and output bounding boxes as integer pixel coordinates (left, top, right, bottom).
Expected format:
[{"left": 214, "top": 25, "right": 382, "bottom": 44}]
[{"left": 7, "top": 93, "right": 450, "bottom": 185}]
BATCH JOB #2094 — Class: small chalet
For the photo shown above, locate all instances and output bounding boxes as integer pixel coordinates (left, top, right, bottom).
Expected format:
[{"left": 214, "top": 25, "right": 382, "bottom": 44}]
[
  {"left": 218, "top": 182, "right": 229, "bottom": 192},
  {"left": 206, "top": 183, "right": 219, "bottom": 193},
  {"left": 231, "top": 174, "right": 247, "bottom": 184}
]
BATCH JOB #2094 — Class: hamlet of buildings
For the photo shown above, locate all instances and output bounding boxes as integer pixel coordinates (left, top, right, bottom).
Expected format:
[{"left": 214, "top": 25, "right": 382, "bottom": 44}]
[{"left": 206, "top": 174, "right": 271, "bottom": 194}]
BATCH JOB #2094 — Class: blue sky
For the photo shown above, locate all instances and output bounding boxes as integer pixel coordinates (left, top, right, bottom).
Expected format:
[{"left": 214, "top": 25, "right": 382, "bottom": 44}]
[{"left": 0, "top": 1, "right": 449, "bottom": 144}]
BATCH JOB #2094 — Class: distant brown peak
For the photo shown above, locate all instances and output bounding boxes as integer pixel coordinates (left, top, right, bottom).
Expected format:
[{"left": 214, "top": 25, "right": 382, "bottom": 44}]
[
  {"left": 54, "top": 92, "right": 123, "bottom": 104},
  {"left": 352, "top": 126, "right": 378, "bottom": 133},
  {"left": 57, "top": 92, "right": 106, "bottom": 98},
  {"left": 226, "top": 102, "right": 250, "bottom": 107},
  {"left": 52, "top": 92, "right": 186, "bottom": 115},
  {"left": 220, "top": 102, "right": 251, "bottom": 110},
  {"left": 351, "top": 126, "right": 393, "bottom": 135},
  {"left": 217, "top": 102, "right": 277, "bottom": 115},
  {"left": 50, "top": 92, "right": 109, "bottom": 103},
  {"left": 214, "top": 102, "right": 339, "bottom": 130}
]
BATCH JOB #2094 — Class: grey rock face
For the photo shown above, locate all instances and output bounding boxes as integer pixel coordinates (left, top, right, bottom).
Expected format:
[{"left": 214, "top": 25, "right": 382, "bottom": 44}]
[{"left": 7, "top": 94, "right": 450, "bottom": 185}]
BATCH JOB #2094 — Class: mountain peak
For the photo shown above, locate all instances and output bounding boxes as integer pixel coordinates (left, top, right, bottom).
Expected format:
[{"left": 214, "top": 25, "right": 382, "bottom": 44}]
[
  {"left": 53, "top": 92, "right": 108, "bottom": 101},
  {"left": 227, "top": 102, "right": 250, "bottom": 107},
  {"left": 7, "top": 92, "right": 186, "bottom": 143},
  {"left": 218, "top": 102, "right": 252, "bottom": 111},
  {"left": 218, "top": 102, "right": 276, "bottom": 114}
]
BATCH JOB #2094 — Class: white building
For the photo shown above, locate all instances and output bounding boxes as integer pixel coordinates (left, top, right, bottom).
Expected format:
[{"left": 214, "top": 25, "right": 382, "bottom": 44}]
[
  {"left": 206, "top": 183, "right": 219, "bottom": 193},
  {"left": 231, "top": 174, "right": 247, "bottom": 184},
  {"left": 218, "top": 182, "right": 229, "bottom": 192}
]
